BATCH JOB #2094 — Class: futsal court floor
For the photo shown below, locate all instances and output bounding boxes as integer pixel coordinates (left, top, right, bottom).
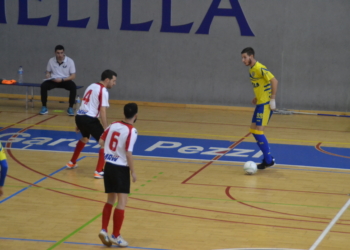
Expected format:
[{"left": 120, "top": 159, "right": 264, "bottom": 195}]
[{"left": 0, "top": 99, "right": 349, "bottom": 250}]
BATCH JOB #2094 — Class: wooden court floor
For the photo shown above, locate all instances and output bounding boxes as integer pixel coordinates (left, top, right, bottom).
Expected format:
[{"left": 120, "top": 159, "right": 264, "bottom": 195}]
[{"left": 0, "top": 99, "right": 350, "bottom": 250}]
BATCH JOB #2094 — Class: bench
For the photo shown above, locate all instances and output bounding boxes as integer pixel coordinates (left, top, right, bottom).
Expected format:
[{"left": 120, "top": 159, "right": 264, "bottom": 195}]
[{"left": 3, "top": 82, "right": 84, "bottom": 109}]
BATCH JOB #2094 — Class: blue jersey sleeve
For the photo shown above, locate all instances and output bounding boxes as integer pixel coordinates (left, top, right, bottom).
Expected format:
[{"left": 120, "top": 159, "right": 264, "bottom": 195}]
[{"left": 0, "top": 159, "right": 8, "bottom": 187}]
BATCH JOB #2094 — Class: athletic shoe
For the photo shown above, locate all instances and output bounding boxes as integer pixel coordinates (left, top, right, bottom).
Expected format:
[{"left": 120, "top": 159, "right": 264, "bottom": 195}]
[
  {"left": 67, "top": 107, "right": 74, "bottom": 116},
  {"left": 98, "top": 229, "right": 112, "bottom": 247},
  {"left": 94, "top": 171, "right": 104, "bottom": 179},
  {"left": 257, "top": 157, "right": 275, "bottom": 170},
  {"left": 110, "top": 234, "right": 128, "bottom": 247},
  {"left": 39, "top": 106, "right": 48, "bottom": 115},
  {"left": 66, "top": 161, "right": 78, "bottom": 169}
]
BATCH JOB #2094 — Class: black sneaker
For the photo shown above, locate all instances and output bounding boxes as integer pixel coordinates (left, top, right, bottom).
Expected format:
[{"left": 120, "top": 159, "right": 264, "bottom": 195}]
[{"left": 257, "top": 157, "right": 275, "bottom": 170}]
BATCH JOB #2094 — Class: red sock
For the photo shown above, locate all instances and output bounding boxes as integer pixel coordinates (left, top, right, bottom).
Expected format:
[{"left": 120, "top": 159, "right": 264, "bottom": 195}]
[
  {"left": 95, "top": 148, "right": 105, "bottom": 172},
  {"left": 112, "top": 209, "right": 125, "bottom": 237},
  {"left": 71, "top": 140, "right": 86, "bottom": 164},
  {"left": 102, "top": 203, "right": 113, "bottom": 231}
]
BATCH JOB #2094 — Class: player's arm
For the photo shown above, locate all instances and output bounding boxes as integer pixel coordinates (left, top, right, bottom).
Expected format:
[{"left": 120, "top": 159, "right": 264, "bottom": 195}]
[
  {"left": 46, "top": 61, "right": 52, "bottom": 79},
  {"left": 64, "top": 61, "right": 76, "bottom": 81},
  {"left": 98, "top": 138, "right": 105, "bottom": 147},
  {"left": 62, "top": 73, "right": 76, "bottom": 82},
  {"left": 45, "top": 71, "right": 51, "bottom": 79},
  {"left": 270, "top": 77, "right": 278, "bottom": 110},
  {"left": 100, "top": 107, "right": 108, "bottom": 129},
  {"left": 126, "top": 128, "right": 138, "bottom": 183},
  {"left": 126, "top": 151, "right": 137, "bottom": 183},
  {"left": 99, "top": 127, "right": 110, "bottom": 148}
]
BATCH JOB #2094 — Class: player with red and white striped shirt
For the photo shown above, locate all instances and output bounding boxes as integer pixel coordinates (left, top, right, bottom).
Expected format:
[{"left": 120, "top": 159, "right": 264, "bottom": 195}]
[
  {"left": 98, "top": 103, "right": 138, "bottom": 247},
  {"left": 66, "top": 69, "right": 117, "bottom": 179}
]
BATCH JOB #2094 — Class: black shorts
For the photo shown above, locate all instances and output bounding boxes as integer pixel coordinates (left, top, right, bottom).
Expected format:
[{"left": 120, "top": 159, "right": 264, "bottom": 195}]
[
  {"left": 75, "top": 115, "right": 104, "bottom": 141},
  {"left": 104, "top": 162, "right": 130, "bottom": 194}
]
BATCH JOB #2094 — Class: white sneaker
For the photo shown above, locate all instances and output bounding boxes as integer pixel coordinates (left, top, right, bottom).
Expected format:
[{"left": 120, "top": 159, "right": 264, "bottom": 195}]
[
  {"left": 98, "top": 229, "right": 112, "bottom": 247},
  {"left": 110, "top": 234, "right": 128, "bottom": 247},
  {"left": 94, "top": 171, "right": 104, "bottom": 179}
]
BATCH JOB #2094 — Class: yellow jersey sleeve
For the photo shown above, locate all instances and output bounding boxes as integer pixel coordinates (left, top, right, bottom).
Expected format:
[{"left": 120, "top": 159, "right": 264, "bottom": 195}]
[
  {"left": 249, "top": 62, "right": 275, "bottom": 105},
  {"left": 0, "top": 143, "right": 6, "bottom": 161}
]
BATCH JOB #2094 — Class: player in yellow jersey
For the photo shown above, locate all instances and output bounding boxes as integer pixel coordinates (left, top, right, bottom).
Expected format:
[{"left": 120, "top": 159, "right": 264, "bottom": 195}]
[
  {"left": 241, "top": 47, "right": 278, "bottom": 169},
  {"left": 0, "top": 143, "right": 9, "bottom": 197}
]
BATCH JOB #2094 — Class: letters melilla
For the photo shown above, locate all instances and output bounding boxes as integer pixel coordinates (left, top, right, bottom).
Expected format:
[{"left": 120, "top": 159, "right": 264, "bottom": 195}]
[{"left": 0, "top": 0, "right": 254, "bottom": 36}]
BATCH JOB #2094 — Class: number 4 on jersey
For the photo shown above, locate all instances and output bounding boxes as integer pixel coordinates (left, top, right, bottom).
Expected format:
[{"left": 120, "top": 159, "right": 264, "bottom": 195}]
[{"left": 82, "top": 90, "right": 92, "bottom": 104}]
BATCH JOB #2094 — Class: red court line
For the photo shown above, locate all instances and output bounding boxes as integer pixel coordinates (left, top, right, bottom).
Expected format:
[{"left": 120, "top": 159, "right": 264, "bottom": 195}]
[
  {"left": 316, "top": 142, "right": 350, "bottom": 159},
  {"left": 4, "top": 115, "right": 98, "bottom": 191},
  {"left": 5, "top": 115, "right": 57, "bottom": 148},
  {"left": 0, "top": 114, "right": 39, "bottom": 132},
  {"left": 128, "top": 204, "right": 350, "bottom": 234},
  {"left": 7, "top": 175, "right": 102, "bottom": 204},
  {"left": 6, "top": 175, "right": 350, "bottom": 234},
  {"left": 180, "top": 132, "right": 345, "bottom": 222},
  {"left": 182, "top": 132, "right": 251, "bottom": 184},
  {"left": 4, "top": 115, "right": 350, "bottom": 234},
  {"left": 129, "top": 197, "right": 350, "bottom": 226},
  {"left": 225, "top": 186, "right": 350, "bottom": 222},
  {"left": 6, "top": 150, "right": 97, "bottom": 191},
  {"left": 185, "top": 182, "right": 348, "bottom": 196}
]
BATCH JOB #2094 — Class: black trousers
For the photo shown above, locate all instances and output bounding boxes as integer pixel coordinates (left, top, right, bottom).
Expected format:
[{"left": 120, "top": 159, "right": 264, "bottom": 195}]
[{"left": 40, "top": 80, "right": 77, "bottom": 107}]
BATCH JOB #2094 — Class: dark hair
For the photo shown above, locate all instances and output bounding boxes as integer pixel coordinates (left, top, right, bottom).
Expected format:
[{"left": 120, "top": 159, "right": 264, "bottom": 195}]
[
  {"left": 55, "top": 45, "right": 65, "bottom": 52},
  {"left": 124, "top": 103, "right": 138, "bottom": 119},
  {"left": 241, "top": 47, "right": 255, "bottom": 56},
  {"left": 101, "top": 69, "right": 117, "bottom": 81}
]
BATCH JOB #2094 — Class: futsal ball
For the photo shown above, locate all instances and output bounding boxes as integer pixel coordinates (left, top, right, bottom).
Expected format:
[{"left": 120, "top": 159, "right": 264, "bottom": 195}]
[{"left": 243, "top": 161, "right": 257, "bottom": 175}]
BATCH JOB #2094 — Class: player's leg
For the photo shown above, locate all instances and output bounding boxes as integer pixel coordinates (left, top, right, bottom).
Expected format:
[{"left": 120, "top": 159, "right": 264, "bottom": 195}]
[
  {"left": 110, "top": 193, "right": 128, "bottom": 246},
  {"left": 250, "top": 104, "right": 274, "bottom": 169},
  {"left": 110, "top": 166, "right": 130, "bottom": 247},
  {"left": 0, "top": 144, "right": 8, "bottom": 197},
  {"left": 58, "top": 81, "right": 77, "bottom": 116},
  {"left": 40, "top": 80, "right": 57, "bottom": 114},
  {"left": 66, "top": 116, "right": 90, "bottom": 169},
  {"left": 99, "top": 162, "right": 118, "bottom": 247},
  {"left": 90, "top": 121, "right": 106, "bottom": 179}
]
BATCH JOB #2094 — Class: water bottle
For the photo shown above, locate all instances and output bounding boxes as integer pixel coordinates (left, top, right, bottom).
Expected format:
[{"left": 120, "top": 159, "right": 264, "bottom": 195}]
[
  {"left": 18, "top": 66, "right": 23, "bottom": 84},
  {"left": 75, "top": 95, "right": 81, "bottom": 114}
]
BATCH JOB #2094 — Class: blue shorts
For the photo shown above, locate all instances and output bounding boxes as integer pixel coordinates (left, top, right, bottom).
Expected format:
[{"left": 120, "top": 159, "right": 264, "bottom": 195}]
[{"left": 251, "top": 103, "right": 273, "bottom": 126}]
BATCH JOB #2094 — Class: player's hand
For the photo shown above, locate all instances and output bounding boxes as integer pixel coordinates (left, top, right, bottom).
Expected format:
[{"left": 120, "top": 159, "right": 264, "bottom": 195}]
[
  {"left": 252, "top": 97, "right": 257, "bottom": 105},
  {"left": 0, "top": 187, "right": 3, "bottom": 197},
  {"left": 75, "top": 127, "right": 80, "bottom": 133},
  {"left": 131, "top": 172, "right": 137, "bottom": 183},
  {"left": 270, "top": 99, "right": 276, "bottom": 110}
]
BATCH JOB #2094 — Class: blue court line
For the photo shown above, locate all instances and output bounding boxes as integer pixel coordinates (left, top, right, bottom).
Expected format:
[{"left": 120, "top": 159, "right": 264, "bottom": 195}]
[
  {"left": 0, "top": 237, "right": 55, "bottom": 243},
  {"left": 0, "top": 156, "right": 86, "bottom": 204},
  {"left": 0, "top": 237, "right": 171, "bottom": 250},
  {"left": 65, "top": 241, "right": 170, "bottom": 249}
]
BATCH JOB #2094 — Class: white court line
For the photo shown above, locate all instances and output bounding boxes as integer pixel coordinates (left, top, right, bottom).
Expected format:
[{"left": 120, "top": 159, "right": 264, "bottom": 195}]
[
  {"left": 214, "top": 248, "right": 305, "bottom": 250},
  {"left": 22, "top": 144, "right": 33, "bottom": 149},
  {"left": 309, "top": 198, "right": 350, "bottom": 250}
]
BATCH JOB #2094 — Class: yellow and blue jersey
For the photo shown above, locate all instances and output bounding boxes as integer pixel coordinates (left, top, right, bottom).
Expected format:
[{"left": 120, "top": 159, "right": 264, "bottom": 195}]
[
  {"left": 0, "top": 143, "right": 6, "bottom": 161},
  {"left": 0, "top": 142, "right": 8, "bottom": 187},
  {"left": 249, "top": 61, "right": 275, "bottom": 105}
]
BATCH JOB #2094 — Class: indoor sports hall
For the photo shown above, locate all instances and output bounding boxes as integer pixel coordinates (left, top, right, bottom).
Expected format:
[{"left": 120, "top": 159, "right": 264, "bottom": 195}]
[{"left": 0, "top": 1, "right": 349, "bottom": 250}]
